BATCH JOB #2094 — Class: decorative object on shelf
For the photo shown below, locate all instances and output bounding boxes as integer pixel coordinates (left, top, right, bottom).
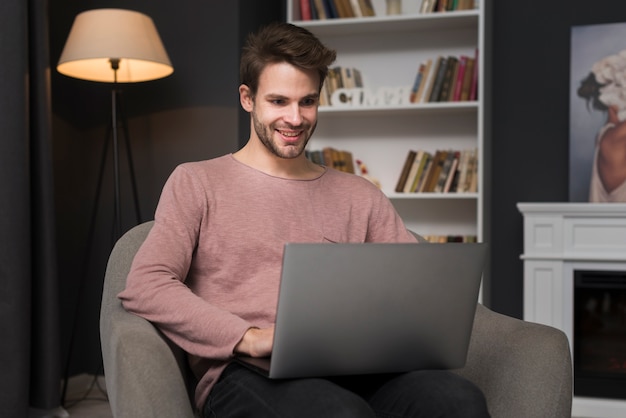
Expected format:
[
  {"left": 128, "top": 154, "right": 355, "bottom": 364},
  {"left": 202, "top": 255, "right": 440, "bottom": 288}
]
[
  {"left": 356, "top": 159, "right": 382, "bottom": 189},
  {"left": 57, "top": 8, "right": 173, "bottom": 239}
]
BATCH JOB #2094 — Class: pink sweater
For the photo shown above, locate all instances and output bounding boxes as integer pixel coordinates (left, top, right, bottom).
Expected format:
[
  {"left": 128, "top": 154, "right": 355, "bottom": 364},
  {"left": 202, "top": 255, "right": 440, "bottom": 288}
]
[{"left": 119, "top": 154, "right": 416, "bottom": 410}]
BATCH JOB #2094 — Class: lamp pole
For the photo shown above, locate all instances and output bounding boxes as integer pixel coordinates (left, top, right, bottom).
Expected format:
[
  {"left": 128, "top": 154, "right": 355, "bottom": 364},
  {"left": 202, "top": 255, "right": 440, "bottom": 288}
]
[{"left": 110, "top": 58, "right": 122, "bottom": 239}]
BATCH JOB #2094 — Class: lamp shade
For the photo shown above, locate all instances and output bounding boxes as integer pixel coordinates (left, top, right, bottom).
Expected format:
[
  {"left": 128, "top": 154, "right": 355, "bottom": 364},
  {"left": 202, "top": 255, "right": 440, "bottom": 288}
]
[{"left": 57, "top": 9, "right": 173, "bottom": 83}]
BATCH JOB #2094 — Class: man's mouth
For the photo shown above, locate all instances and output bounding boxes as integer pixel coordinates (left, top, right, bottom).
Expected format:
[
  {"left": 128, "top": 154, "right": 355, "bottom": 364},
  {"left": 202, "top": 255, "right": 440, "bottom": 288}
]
[{"left": 278, "top": 130, "right": 302, "bottom": 142}]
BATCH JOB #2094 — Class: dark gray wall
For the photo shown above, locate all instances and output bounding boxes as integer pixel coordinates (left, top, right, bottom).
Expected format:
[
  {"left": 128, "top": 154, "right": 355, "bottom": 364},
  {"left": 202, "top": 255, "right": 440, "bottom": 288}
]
[{"left": 489, "top": 1, "right": 626, "bottom": 318}]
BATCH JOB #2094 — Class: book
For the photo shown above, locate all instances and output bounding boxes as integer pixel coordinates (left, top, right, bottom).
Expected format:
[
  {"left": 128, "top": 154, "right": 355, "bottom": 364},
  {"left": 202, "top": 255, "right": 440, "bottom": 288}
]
[
  {"left": 424, "top": 56, "right": 444, "bottom": 103},
  {"left": 403, "top": 150, "right": 424, "bottom": 193},
  {"left": 322, "top": 147, "right": 336, "bottom": 169},
  {"left": 409, "top": 62, "right": 427, "bottom": 103},
  {"left": 457, "top": 0, "right": 475, "bottom": 10},
  {"left": 341, "top": 150, "right": 355, "bottom": 173},
  {"left": 349, "top": 0, "right": 363, "bottom": 17},
  {"left": 468, "top": 148, "right": 479, "bottom": 192},
  {"left": 316, "top": 147, "right": 355, "bottom": 172},
  {"left": 455, "top": 150, "right": 469, "bottom": 193},
  {"left": 408, "top": 151, "right": 432, "bottom": 192},
  {"left": 325, "top": 0, "right": 339, "bottom": 18},
  {"left": 414, "top": 59, "right": 433, "bottom": 103},
  {"left": 395, "top": 150, "right": 417, "bottom": 192},
  {"left": 310, "top": 0, "right": 319, "bottom": 19},
  {"left": 456, "top": 148, "right": 478, "bottom": 193},
  {"left": 443, "top": 151, "right": 460, "bottom": 192},
  {"left": 447, "top": 58, "right": 461, "bottom": 102},
  {"left": 434, "top": 150, "right": 455, "bottom": 192},
  {"left": 438, "top": 56, "right": 458, "bottom": 102},
  {"left": 417, "top": 154, "right": 435, "bottom": 192},
  {"left": 427, "top": 57, "right": 448, "bottom": 102},
  {"left": 307, "top": 150, "right": 324, "bottom": 166},
  {"left": 469, "top": 48, "right": 479, "bottom": 101},
  {"left": 353, "top": 68, "right": 364, "bottom": 88},
  {"left": 300, "top": 0, "right": 312, "bottom": 20},
  {"left": 341, "top": 67, "right": 357, "bottom": 89},
  {"left": 326, "top": 66, "right": 343, "bottom": 105},
  {"left": 357, "top": 0, "right": 376, "bottom": 16},
  {"left": 459, "top": 57, "right": 475, "bottom": 101},
  {"left": 451, "top": 55, "right": 468, "bottom": 101},
  {"left": 334, "top": 0, "right": 354, "bottom": 18},
  {"left": 420, "top": 150, "right": 444, "bottom": 192},
  {"left": 313, "top": 0, "right": 328, "bottom": 19},
  {"left": 419, "top": 0, "right": 436, "bottom": 13}
]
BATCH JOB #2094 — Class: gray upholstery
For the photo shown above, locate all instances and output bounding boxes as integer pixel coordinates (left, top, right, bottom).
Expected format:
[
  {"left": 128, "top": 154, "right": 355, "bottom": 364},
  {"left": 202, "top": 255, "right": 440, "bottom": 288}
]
[
  {"left": 100, "top": 221, "right": 196, "bottom": 418},
  {"left": 101, "top": 221, "right": 573, "bottom": 418}
]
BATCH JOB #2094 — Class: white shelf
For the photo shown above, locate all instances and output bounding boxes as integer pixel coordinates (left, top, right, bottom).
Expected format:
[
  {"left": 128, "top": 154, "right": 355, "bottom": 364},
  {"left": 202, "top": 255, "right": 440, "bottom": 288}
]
[
  {"left": 388, "top": 192, "right": 479, "bottom": 200},
  {"left": 288, "top": 0, "right": 486, "bottom": 239},
  {"left": 319, "top": 101, "right": 478, "bottom": 116},
  {"left": 294, "top": 11, "right": 479, "bottom": 36}
]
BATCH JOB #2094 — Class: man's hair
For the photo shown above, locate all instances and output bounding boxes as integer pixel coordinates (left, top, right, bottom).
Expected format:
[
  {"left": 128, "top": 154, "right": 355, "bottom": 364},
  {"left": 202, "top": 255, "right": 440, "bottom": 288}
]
[{"left": 240, "top": 22, "right": 337, "bottom": 97}]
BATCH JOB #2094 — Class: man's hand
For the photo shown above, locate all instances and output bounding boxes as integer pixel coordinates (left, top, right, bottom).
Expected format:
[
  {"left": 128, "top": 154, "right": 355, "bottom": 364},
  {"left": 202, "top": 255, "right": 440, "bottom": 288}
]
[{"left": 234, "top": 326, "right": 274, "bottom": 358}]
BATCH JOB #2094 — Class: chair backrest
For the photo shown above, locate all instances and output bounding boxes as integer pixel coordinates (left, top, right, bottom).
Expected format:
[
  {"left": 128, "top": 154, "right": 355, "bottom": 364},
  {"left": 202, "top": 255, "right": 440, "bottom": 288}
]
[{"left": 100, "top": 221, "right": 197, "bottom": 418}]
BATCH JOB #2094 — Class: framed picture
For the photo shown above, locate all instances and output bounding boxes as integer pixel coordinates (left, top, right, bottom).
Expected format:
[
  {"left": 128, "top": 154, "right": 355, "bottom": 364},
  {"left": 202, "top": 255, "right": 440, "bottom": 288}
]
[{"left": 570, "top": 22, "right": 626, "bottom": 202}]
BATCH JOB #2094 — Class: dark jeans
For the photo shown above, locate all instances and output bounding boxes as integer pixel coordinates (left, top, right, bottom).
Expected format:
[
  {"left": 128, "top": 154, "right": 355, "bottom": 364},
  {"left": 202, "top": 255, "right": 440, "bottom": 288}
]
[{"left": 203, "top": 362, "right": 490, "bottom": 418}]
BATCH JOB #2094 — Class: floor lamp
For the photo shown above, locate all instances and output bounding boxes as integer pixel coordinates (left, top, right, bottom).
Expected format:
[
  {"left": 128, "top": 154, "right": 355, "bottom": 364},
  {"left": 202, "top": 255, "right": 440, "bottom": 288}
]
[
  {"left": 56, "top": 8, "right": 173, "bottom": 406},
  {"left": 57, "top": 8, "right": 173, "bottom": 238}
]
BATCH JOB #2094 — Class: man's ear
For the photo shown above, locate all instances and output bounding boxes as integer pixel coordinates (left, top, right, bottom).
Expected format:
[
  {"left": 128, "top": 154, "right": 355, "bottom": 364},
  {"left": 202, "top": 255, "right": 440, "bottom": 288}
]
[{"left": 239, "top": 84, "right": 254, "bottom": 113}]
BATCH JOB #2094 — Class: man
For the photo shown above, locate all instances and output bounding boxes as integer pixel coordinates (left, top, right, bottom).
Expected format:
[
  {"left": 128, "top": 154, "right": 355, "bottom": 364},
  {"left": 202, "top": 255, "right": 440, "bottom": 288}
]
[{"left": 119, "top": 22, "right": 489, "bottom": 417}]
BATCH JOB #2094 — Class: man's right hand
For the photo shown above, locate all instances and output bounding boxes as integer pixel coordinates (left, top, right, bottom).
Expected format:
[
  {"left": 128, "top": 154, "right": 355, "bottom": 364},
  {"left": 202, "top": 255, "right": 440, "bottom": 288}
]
[{"left": 234, "top": 326, "right": 274, "bottom": 358}]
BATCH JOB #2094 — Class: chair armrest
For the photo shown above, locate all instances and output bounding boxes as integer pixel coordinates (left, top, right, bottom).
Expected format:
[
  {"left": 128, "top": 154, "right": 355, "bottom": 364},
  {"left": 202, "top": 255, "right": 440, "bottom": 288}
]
[
  {"left": 456, "top": 304, "right": 572, "bottom": 418},
  {"left": 101, "top": 304, "right": 196, "bottom": 418},
  {"left": 100, "top": 222, "right": 197, "bottom": 418}
]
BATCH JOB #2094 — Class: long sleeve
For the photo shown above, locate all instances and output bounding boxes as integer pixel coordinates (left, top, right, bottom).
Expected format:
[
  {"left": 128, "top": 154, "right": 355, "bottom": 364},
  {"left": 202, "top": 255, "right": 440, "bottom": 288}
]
[{"left": 119, "top": 164, "right": 252, "bottom": 360}]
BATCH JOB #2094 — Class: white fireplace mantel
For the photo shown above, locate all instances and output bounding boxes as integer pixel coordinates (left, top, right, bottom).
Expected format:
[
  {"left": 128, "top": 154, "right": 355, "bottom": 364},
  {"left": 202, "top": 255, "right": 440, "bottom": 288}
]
[{"left": 518, "top": 202, "right": 626, "bottom": 418}]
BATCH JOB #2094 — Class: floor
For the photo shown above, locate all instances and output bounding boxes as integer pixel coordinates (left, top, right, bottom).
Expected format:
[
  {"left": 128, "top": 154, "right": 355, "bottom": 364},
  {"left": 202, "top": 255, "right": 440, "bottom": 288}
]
[
  {"left": 38, "top": 374, "right": 113, "bottom": 418},
  {"left": 65, "top": 375, "right": 112, "bottom": 418}
]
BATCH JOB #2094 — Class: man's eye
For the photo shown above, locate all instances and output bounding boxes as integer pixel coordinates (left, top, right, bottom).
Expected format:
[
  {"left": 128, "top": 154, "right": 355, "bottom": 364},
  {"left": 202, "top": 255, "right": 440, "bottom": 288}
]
[
  {"left": 271, "top": 99, "right": 285, "bottom": 105},
  {"left": 302, "top": 98, "right": 317, "bottom": 106}
]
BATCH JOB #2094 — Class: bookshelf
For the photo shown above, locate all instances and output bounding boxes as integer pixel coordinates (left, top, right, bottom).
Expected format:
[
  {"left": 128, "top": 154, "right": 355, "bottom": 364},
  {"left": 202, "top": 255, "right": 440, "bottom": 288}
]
[{"left": 287, "top": 0, "right": 488, "bottom": 241}]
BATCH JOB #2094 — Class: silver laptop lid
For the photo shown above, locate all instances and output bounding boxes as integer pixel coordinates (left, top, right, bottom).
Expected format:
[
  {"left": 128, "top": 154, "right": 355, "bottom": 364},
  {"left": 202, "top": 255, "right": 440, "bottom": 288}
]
[{"left": 267, "top": 242, "right": 486, "bottom": 378}]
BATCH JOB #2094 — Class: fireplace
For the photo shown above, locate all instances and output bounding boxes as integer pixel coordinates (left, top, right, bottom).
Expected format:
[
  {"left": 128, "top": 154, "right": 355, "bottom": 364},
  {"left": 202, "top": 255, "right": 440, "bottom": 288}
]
[
  {"left": 574, "top": 269, "right": 626, "bottom": 400},
  {"left": 518, "top": 203, "right": 626, "bottom": 418}
]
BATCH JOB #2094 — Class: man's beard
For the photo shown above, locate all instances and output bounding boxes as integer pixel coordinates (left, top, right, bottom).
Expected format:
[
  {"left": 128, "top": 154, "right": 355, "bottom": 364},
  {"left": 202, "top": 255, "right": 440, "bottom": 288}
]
[{"left": 251, "top": 110, "right": 316, "bottom": 159}]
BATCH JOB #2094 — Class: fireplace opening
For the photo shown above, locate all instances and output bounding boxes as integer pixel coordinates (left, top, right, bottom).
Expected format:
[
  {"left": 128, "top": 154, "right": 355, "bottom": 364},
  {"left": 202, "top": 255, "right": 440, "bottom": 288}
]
[{"left": 574, "top": 269, "right": 626, "bottom": 400}]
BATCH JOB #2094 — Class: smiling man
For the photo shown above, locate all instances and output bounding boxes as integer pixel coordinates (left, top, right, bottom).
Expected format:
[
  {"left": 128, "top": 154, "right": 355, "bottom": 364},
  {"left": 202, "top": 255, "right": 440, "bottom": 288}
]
[{"left": 119, "top": 22, "right": 489, "bottom": 418}]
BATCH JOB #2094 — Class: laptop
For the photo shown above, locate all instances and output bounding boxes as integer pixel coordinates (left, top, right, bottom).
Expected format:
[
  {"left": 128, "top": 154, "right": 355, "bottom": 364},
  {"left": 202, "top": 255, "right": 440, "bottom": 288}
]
[{"left": 237, "top": 242, "right": 487, "bottom": 379}]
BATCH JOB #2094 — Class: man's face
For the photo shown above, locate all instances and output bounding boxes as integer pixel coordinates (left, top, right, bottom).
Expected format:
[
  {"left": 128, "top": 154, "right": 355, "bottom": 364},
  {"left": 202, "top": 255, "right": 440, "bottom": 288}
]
[{"left": 241, "top": 62, "right": 320, "bottom": 159}]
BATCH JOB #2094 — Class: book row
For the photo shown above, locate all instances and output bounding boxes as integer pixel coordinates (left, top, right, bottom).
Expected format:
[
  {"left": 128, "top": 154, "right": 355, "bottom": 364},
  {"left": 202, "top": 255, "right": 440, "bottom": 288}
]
[
  {"left": 419, "top": 0, "right": 477, "bottom": 13},
  {"left": 297, "top": 0, "right": 478, "bottom": 21},
  {"left": 306, "top": 147, "right": 356, "bottom": 173},
  {"left": 395, "top": 148, "right": 478, "bottom": 194},
  {"left": 410, "top": 52, "right": 479, "bottom": 104},
  {"left": 422, "top": 234, "right": 478, "bottom": 243},
  {"left": 299, "top": 0, "right": 375, "bottom": 21}
]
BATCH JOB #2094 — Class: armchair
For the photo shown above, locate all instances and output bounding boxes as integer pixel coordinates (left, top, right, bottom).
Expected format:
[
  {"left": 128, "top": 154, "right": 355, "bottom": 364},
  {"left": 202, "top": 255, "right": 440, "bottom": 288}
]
[{"left": 100, "top": 221, "right": 572, "bottom": 417}]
